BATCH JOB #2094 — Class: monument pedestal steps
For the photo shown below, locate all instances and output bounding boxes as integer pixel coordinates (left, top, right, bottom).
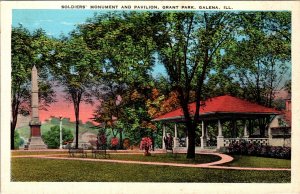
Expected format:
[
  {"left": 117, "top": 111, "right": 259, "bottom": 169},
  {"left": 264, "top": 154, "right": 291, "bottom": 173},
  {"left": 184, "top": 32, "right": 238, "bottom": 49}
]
[{"left": 28, "top": 136, "right": 47, "bottom": 149}]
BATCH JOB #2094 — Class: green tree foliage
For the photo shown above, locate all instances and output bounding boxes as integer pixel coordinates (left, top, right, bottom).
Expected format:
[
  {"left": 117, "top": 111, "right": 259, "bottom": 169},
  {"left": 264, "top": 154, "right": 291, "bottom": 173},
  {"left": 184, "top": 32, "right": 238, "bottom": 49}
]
[
  {"left": 117, "top": 88, "right": 157, "bottom": 146},
  {"left": 92, "top": 91, "right": 122, "bottom": 147},
  {"left": 42, "top": 125, "right": 73, "bottom": 149},
  {"left": 215, "top": 12, "right": 291, "bottom": 136},
  {"left": 153, "top": 12, "right": 239, "bottom": 158},
  {"left": 224, "top": 12, "right": 291, "bottom": 107},
  {"left": 11, "top": 25, "right": 56, "bottom": 149},
  {"left": 14, "top": 131, "right": 24, "bottom": 149},
  {"left": 12, "top": 11, "right": 290, "bottom": 156},
  {"left": 77, "top": 12, "right": 158, "bottom": 147},
  {"left": 77, "top": 11, "right": 290, "bottom": 157},
  {"left": 51, "top": 35, "right": 101, "bottom": 148}
]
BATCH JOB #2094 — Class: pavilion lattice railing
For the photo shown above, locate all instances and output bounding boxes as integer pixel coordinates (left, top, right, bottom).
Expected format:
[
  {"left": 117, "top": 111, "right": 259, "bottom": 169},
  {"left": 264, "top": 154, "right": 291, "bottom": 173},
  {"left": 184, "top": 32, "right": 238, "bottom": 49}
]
[{"left": 223, "top": 138, "right": 269, "bottom": 147}]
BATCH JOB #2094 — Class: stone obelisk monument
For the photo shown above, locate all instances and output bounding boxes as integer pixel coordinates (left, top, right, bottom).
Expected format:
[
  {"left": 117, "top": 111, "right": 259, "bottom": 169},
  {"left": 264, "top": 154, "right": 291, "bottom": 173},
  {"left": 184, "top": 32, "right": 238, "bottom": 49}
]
[{"left": 28, "top": 65, "right": 47, "bottom": 149}]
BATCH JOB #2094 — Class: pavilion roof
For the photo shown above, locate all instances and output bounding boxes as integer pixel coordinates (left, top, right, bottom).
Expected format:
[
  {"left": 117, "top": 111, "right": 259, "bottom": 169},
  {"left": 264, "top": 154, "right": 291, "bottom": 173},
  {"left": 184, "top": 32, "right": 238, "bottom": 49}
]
[{"left": 153, "top": 95, "right": 280, "bottom": 122}]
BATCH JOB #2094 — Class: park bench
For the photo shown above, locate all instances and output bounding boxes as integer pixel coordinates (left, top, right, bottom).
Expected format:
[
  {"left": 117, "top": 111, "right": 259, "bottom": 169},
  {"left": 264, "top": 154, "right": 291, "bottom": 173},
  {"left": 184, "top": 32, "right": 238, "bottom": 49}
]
[
  {"left": 92, "top": 146, "right": 110, "bottom": 159},
  {"left": 68, "top": 147, "right": 87, "bottom": 158}
]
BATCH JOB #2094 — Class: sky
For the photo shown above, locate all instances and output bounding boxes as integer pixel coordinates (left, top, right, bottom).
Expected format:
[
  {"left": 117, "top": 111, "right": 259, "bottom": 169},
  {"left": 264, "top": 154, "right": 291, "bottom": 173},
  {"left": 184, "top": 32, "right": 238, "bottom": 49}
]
[
  {"left": 12, "top": 10, "right": 95, "bottom": 38},
  {"left": 12, "top": 9, "right": 166, "bottom": 123},
  {"left": 13, "top": 10, "right": 99, "bottom": 123}
]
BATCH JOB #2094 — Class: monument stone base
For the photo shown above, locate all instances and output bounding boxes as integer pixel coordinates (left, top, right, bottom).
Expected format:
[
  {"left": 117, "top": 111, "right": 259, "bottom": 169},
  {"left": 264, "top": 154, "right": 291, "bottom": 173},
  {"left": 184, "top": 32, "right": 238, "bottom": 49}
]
[
  {"left": 28, "top": 136, "right": 47, "bottom": 149},
  {"left": 28, "top": 124, "right": 47, "bottom": 149}
]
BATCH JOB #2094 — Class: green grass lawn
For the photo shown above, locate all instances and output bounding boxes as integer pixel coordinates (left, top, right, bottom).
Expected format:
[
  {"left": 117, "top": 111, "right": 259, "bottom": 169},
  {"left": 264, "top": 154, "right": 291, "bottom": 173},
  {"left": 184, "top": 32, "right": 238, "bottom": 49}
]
[
  {"left": 11, "top": 157, "right": 290, "bottom": 182},
  {"left": 102, "top": 153, "right": 221, "bottom": 164},
  {"left": 12, "top": 151, "right": 291, "bottom": 168},
  {"left": 12, "top": 151, "right": 221, "bottom": 164},
  {"left": 11, "top": 150, "right": 66, "bottom": 156},
  {"left": 223, "top": 155, "right": 291, "bottom": 168}
]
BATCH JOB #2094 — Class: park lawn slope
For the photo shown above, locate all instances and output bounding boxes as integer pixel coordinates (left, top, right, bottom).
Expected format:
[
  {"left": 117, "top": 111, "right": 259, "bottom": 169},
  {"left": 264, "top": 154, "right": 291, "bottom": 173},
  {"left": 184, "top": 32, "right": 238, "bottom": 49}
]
[
  {"left": 16, "top": 120, "right": 97, "bottom": 140},
  {"left": 11, "top": 158, "right": 290, "bottom": 182},
  {"left": 223, "top": 155, "right": 291, "bottom": 168}
]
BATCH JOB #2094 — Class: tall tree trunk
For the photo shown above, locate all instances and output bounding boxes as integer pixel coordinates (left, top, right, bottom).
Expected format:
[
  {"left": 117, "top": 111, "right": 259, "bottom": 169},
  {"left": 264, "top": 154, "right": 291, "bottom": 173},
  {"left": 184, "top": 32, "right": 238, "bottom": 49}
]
[
  {"left": 177, "top": 88, "right": 196, "bottom": 159},
  {"left": 72, "top": 90, "right": 82, "bottom": 149},
  {"left": 74, "top": 101, "right": 80, "bottom": 149},
  {"left": 11, "top": 118, "right": 18, "bottom": 150},
  {"left": 186, "top": 121, "right": 196, "bottom": 159},
  {"left": 11, "top": 122, "right": 15, "bottom": 150},
  {"left": 11, "top": 99, "right": 19, "bottom": 150},
  {"left": 255, "top": 61, "right": 261, "bottom": 105},
  {"left": 75, "top": 105, "right": 80, "bottom": 149},
  {"left": 268, "top": 59, "right": 275, "bottom": 107}
]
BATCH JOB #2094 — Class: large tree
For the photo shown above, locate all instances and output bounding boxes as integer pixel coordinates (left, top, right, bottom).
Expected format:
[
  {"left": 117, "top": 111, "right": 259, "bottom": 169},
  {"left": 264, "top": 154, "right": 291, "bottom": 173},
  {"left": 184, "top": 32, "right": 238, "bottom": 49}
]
[
  {"left": 11, "top": 26, "right": 56, "bottom": 149},
  {"left": 92, "top": 83, "right": 123, "bottom": 148},
  {"left": 52, "top": 35, "right": 101, "bottom": 148},
  {"left": 78, "top": 12, "right": 158, "bottom": 146},
  {"left": 154, "top": 12, "right": 238, "bottom": 158},
  {"left": 225, "top": 12, "right": 291, "bottom": 107}
]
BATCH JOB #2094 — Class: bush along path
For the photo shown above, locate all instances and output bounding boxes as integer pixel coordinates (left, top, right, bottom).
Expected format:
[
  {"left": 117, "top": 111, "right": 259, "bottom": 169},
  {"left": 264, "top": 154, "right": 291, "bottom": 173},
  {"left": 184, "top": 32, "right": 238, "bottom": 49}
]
[{"left": 12, "top": 151, "right": 291, "bottom": 171}]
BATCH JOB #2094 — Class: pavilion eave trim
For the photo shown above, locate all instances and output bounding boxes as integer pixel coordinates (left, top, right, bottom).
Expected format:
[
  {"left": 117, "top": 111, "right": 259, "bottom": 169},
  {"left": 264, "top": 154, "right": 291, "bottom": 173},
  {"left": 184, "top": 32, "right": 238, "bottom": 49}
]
[
  {"left": 213, "top": 111, "right": 280, "bottom": 115},
  {"left": 152, "top": 111, "right": 279, "bottom": 122},
  {"left": 152, "top": 116, "right": 184, "bottom": 122}
]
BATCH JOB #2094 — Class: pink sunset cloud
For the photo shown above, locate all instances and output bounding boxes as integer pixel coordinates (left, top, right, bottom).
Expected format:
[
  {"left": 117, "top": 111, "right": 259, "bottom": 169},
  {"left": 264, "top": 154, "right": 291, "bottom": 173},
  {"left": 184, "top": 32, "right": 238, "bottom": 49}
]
[
  {"left": 39, "top": 86, "right": 98, "bottom": 123},
  {"left": 40, "top": 99, "right": 96, "bottom": 123}
]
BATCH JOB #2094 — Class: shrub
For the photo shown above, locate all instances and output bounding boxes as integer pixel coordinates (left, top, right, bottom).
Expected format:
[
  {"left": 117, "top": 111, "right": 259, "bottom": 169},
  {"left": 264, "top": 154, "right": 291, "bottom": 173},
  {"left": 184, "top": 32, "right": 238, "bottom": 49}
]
[
  {"left": 140, "top": 137, "right": 152, "bottom": 156},
  {"left": 96, "top": 130, "right": 107, "bottom": 150},
  {"left": 123, "top": 138, "right": 130, "bottom": 150},
  {"left": 140, "top": 137, "right": 152, "bottom": 150},
  {"left": 42, "top": 126, "right": 73, "bottom": 148},
  {"left": 226, "top": 141, "right": 291, "bottom": 159},
  {"left": 14, "top": 131, "right": 24, "bottom": 149},
  {"left": 110, "top": 137, "right": 119, "bottom": 149}
]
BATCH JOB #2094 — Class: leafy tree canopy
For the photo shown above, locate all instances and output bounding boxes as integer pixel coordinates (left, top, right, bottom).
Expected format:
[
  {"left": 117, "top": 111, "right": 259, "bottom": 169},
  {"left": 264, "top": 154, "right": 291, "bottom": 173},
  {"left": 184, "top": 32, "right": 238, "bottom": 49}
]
[{"left": 42, "top": 125, "right": 73, "bottom": 149}]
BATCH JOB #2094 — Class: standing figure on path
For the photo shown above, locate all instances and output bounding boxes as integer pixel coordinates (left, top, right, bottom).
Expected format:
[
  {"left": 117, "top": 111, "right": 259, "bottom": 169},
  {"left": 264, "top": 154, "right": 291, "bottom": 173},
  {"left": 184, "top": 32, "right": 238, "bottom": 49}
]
[{"left": 164, "top": 133, "right": 173, "bottom": 150}]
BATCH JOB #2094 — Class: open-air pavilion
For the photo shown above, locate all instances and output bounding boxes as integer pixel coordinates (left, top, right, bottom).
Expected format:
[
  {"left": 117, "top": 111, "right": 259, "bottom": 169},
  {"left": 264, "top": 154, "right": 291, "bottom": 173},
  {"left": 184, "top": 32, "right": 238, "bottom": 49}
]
[{"left": 153, "top": 95, "right": 281, "bottom": 151}]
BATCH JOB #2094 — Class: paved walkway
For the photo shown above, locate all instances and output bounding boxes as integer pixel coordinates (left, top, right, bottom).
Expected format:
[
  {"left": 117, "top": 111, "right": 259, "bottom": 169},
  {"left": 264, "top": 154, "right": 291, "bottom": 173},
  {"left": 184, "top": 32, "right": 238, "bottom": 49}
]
[{"left": 12, "top": 151, "right": 290, "bottom": 171}]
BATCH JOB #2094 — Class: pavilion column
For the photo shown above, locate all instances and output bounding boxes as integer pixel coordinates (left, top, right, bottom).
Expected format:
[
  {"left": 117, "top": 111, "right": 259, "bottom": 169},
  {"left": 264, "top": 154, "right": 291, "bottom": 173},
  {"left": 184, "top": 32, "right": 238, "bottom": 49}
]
[
  {"left": 268, "top": 117, "right": 272, "bottom": 140},
  {"left": 243, "top": 120, "right": 249, "bottom": 138},
  {"left": 248, "top": 119, "right": 253, "bottom": 136},
  {"left": 162, "top": 124, "right": 166, "bottom": 150},
  {"left": 217, "top": 120, "right": 224, "bottom": 149},
  {"left": 201, "top": 121, "right": 207, "bottom": 149},
  {"left": 259, "top": 118, "right": 265, "bottom": 137},
  {"left": 186, "top": 135, "right": 189, "bottom": 148},
  {"left": 267, "top": 125, "right": 272, "bottom": 146},
  {"left": 268, "top": 126, "right": 272, "bottom": 139},
  {"left": 173, "top": 123, "right": 178, "bottom": 149},
  {"left": 206, "top": 123, "right": 210, "bottom": 140}
]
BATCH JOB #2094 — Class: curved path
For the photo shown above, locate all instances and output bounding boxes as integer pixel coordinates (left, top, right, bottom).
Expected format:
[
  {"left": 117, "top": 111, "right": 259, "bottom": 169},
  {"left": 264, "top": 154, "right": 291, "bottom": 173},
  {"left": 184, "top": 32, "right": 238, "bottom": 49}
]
[{"left": 12, "top": 152, "right": 290, "bottom": 171}]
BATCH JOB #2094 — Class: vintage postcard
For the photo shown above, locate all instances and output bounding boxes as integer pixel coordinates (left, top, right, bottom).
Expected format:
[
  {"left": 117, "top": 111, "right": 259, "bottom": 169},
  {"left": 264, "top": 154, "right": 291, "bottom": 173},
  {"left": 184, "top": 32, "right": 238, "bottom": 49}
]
[{"left": 1, "top": 1, "right": 300, "bottom": 194}]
